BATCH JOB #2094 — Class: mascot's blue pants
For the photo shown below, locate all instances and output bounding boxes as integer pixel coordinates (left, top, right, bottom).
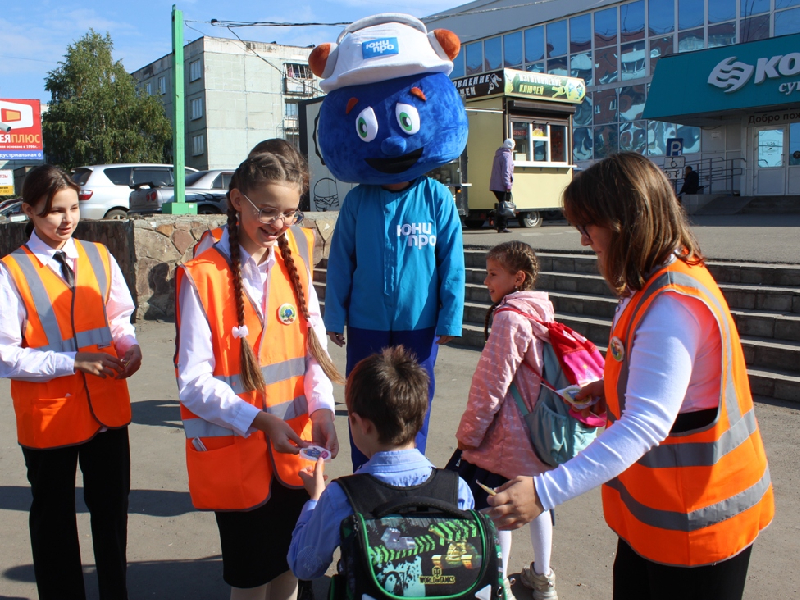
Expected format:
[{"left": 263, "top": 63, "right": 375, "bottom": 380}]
[{"left": 346, "top": 326, "right": 438, "bottom": 471}]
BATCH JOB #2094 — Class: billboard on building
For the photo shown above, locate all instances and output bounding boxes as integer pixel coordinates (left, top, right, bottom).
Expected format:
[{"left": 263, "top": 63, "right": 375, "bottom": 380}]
[
  {"left": 0, "top": 169, "right": 13, "bottom": 195},
  {"left": 0, "top": 99, "right": 43, "bottom": 160}
]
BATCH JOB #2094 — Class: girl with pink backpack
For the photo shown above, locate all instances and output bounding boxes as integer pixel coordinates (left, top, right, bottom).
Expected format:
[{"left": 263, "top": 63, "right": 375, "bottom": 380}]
[{"left": 448, "top": 241, "right": 603, "bottom": 600}]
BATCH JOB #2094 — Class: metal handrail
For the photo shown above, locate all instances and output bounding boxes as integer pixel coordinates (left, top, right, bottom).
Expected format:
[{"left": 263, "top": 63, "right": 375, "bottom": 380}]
[{"left": 676, "top": 157, "right": 746, "bottom": 195}]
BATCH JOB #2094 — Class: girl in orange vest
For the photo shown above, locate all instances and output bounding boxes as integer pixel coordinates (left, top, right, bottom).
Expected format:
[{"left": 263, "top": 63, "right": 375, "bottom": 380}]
[
  {"left": 0, "top": 164, "right": 142, "bottom": 600},
  {"left": 487, "top": 153, "right": 773, "bottom": 600},
  {"left": 175, "top": 145, "right": 342, "bottom": 600}
]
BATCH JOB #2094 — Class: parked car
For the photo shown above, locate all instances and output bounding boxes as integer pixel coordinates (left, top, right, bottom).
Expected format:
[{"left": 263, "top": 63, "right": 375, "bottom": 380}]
[
  {"left": 71, "top": 164, "right": 198, "bottom": 220},
  {"left": 0, "top": 200, "right": 27, "bottom": 223},
  {"left": 128, "top": 169, "right": 234, "bottom": 215}
]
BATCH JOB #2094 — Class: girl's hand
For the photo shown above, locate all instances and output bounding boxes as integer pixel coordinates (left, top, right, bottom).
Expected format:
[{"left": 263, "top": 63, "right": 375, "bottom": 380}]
[
  {"left": 328, "top": 331, "right": 345, "bottom": 347},
  {"left": 253, "top": 412, "right": 306, "bottom": 455},
  {"left": 116, "top": 346, "right": 142, "bottom": 379},
  {"left": 311, "top": 409, "right": 339, "bottom": 458},
  {"left": 574, "top": 379, "right": 607, "bottom": 420},
  {"left": 299, "top": 458, "right": 328, "bottom": 500},
  {"left": 486, "top": 476, "right": 544, "bottom": 530},
  {"left": 75, "top": 352, "right": 124, "bottom": 378}
]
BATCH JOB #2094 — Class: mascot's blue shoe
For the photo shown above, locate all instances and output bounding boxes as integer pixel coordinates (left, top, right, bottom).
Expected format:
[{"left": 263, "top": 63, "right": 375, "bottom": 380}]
[{"left": 309, "top": 14, "right": 468, "bottom": 185}]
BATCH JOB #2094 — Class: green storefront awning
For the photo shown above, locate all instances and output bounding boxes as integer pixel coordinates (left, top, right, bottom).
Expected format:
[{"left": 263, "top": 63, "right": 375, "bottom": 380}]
[{"left": 643, "top": 33, "right": 800, "bottom": 125}]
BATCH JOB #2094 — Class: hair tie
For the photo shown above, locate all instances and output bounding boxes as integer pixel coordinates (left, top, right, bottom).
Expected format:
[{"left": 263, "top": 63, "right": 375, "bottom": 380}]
[{"left": 232, "top": 325, "right": 249, "bottom": 339}]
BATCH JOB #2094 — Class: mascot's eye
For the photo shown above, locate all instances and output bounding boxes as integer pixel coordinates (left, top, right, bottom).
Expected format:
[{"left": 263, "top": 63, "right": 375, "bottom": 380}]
[
  {"left": 355, "top": 107, "right": 378, "bottom": 142},
  {"left": 395, "top": 103, "right": 420, "bottom": 135}
]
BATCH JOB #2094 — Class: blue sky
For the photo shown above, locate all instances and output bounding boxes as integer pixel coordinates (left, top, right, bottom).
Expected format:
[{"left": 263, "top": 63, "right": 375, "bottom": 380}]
[{"left": 1, "top": 0, "right": 467, "bottom": 104}]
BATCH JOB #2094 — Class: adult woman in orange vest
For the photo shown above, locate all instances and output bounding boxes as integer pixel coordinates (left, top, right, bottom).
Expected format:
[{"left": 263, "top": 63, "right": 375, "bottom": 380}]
[
  {"left": 0, "top": 164, "right": 142, "bottom": 600},
  {"left": 487, "top": 153, "right": 773, "bottom": 600},
  {"left": 175, "top": 146, "right": 342, "bottom": 600}
]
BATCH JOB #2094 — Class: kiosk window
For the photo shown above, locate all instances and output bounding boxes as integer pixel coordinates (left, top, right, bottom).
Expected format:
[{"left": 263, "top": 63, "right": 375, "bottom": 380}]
[{"left": 512, "top": 121, "right": 569, "bottom": 164}]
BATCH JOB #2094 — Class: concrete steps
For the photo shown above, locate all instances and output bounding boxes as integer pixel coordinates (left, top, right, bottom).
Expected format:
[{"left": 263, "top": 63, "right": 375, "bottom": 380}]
[{"left": 314, "top": 251, "right": 800, "bottom": 403}]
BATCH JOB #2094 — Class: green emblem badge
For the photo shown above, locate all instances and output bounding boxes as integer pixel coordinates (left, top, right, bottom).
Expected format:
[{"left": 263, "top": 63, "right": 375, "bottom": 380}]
[{"left": 278, "top": 303, "right": 297, "bottom": 325}]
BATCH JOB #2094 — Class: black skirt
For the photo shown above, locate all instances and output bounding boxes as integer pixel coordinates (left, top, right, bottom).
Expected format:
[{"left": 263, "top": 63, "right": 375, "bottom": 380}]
[
  {"left": 445, "top": 449, "right": 510, "bottom": 511},
  {"left": 214, "top": 479, "right": 309, "bottom": 588}
]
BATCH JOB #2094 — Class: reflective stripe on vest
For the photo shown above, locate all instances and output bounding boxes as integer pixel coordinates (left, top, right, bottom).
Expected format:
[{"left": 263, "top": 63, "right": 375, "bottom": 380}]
[
  {"left": 606, "top": 467, "right": 772, "bottom": 533},
  {"left": 211, "top": 356, "right": 306, "bottom": 395},
  {"left": 183, "top": 395, "right": 308, "bottom": 438}
]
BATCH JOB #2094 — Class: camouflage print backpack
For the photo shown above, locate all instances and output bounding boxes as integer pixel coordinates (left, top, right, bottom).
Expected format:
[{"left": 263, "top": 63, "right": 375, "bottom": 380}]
[{"left": 330, "top": 469, "right": 505, "bottom": 600}]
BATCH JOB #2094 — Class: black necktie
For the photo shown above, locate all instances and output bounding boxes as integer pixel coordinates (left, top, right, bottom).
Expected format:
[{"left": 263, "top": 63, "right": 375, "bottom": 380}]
[{"left": 53, "top": 251, "right": 75, "bottom": 288}]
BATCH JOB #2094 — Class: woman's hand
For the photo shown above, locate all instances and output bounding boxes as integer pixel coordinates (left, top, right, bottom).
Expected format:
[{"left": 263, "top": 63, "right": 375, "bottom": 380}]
[
  {"left": 252, "top": 412, "right": 306, "bottom": 455},
  {"left": 574, "top": 379, "right": 607, "bottom": 420},
  {"left": 311, "top": 409, "right": 339, "bottom": 458},
  {"left": 486, "top": 476, "right": 544, "bottom": 530},
  {"left": 75, "top": 352, "right": 124, "bottom": 378},
  {"left": 328, "top": 331, "right": 345, "bottom": 347},
  {"left": 299, "top": 458, "right": 328, "bottom": 501},
  {"left": 116, "top": 345, "right": 142, "bottom": 379}
]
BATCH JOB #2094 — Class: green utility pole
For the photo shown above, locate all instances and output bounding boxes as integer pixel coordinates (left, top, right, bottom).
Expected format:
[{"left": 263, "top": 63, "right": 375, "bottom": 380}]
[{"left": 163, "top": 4, "right": 196, "bottom": 214}]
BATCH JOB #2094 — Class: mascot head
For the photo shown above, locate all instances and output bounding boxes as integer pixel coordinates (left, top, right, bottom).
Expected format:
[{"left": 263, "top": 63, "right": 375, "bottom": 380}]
[{"left": 310, "top": 14, "right": 468, "bottom": 185}]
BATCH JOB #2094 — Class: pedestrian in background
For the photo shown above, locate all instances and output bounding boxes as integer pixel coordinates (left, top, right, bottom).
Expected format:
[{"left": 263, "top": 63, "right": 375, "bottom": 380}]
[
  {"left": 488, "top": 152, "right": 773, "bottom": 600},
  {"left": 0, "top": 164, "right": 142, "bottom": 600},
  {"left": 491, "top": 138, "right": 515, "bottom": 233}
]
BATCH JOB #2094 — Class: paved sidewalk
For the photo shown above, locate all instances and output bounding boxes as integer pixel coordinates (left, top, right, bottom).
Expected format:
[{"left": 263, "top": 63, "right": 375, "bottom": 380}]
[
  {"left": 0, "top": 321, "right": 797, "bottom": 599},
  {"left": 465, "top": 213, "right": 800, "bottom": 264}
]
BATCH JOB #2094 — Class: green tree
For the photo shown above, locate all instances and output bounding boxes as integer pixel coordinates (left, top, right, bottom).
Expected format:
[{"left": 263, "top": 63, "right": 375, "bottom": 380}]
[{"left": 43, "top": 30, "right": 172, "bottom": 170}]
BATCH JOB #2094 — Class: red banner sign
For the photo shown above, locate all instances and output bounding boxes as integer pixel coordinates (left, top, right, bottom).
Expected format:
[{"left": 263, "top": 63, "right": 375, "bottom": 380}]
[{"left": 0, "top": 99, "right": 43, "bottom": 160}]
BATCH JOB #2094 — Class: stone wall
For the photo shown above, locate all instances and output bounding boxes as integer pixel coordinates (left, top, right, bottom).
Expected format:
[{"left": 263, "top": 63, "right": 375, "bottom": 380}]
[{"left": 0, "top": 212, "right": 339, "bottom": 322}]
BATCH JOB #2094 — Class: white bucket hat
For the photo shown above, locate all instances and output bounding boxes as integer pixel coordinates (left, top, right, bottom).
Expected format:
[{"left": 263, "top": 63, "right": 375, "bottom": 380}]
[{"left": 317, "top": 13, "right": 455, "bottom": 92}]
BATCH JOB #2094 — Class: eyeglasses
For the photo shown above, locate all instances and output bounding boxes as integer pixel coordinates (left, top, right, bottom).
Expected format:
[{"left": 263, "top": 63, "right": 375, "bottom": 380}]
[
  {"left": 240, "top": 192, "right": 303, "bottom": 226},
  {"left": 576, "top": 223, "right": 591, "bottom": 240}
]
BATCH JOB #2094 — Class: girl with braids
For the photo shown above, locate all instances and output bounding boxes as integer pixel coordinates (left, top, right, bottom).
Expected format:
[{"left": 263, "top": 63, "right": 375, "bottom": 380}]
[
  {"left": 447, "top": 240, "right": 560, "bottom": 600},
  {"left": 175, "top": 146, "right": 342, "bottom": 600}
]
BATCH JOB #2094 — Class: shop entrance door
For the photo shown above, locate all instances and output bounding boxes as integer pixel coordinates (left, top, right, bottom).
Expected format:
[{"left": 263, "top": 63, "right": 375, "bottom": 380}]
[{"left": 755, "top": 126, "right": 787, "bottom": 195}]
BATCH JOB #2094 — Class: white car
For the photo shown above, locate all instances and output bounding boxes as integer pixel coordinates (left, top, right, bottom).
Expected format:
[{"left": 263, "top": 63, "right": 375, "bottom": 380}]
[
  {"left": 128, "top": 169, "right": 234, "bottom": 215},
  {"left": 71, "top": 164, "right": 197, "bottom": 220}
]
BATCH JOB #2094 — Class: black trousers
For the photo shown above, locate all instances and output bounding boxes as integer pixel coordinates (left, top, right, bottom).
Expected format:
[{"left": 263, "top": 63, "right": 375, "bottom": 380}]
[
  {"left": 22, "top": 427, "right": 131, "bottom": 600},
  {"left": 613, "top": 538, "right": 752, "bottom": 600},
  {"left": 492, "top": 190, "right": 510, "bottom": 231}
]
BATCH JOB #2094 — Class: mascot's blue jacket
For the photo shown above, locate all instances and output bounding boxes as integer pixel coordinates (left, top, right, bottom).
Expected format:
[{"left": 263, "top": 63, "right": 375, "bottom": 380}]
[{"left": 324, "top": 177, "right": 464, "bottom": 336}]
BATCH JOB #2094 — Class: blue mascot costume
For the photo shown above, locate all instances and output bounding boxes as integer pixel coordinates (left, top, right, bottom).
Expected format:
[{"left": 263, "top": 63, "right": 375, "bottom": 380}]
[{"left": 310, "top": 14, "right": 467, "bottom": 470}]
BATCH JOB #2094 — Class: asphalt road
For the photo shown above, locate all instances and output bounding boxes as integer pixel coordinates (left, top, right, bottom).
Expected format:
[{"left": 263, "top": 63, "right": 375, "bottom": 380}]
[
  {"left": 0, "top": 321, "right": 797, "bottom": 599},
  {"left": 465, "top": 213, "right": 800, "bottom": 264}
]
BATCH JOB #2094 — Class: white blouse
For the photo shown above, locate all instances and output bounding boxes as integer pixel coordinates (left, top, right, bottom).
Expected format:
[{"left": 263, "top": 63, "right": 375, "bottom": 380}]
[{"left": 176, "top": 229, "right": 335, "bottom": 437}]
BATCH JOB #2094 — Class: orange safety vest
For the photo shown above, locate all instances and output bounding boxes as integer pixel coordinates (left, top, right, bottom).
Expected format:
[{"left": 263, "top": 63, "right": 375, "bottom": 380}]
[
  {"left": 193, "top": 227, "right": 224, "bottom": 258},
  {"left": 176, "top": 226, "right": 316, "bottom": 511},
  {"left": 1, "top": 241, "right": 131, "bottom": 449},
  {"left": 602, "top": 259, "right": 774, "bottom": 566}
]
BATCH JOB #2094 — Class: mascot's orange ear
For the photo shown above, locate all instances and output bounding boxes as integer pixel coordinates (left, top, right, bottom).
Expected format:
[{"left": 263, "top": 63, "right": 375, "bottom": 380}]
[
  {"left": 309, "top": 44, "right": 332, "bottom": 77},
  {"left": 433, "top": 30, "right": 461, "bottom": 60}
]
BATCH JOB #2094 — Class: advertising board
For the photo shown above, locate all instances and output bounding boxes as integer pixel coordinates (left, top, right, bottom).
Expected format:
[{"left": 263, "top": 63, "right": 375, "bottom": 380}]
[{"left": 0, "top": 99, "right": 43, "bottom": 160}]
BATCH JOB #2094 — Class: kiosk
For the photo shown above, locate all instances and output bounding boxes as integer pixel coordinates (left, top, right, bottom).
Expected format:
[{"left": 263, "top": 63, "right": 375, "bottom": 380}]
[{"left": 452, "top": 68, "right": 585, "bottom": 228}]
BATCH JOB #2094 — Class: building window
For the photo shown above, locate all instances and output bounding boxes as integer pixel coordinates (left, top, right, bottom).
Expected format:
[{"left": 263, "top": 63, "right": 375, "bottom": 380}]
[
  {"left": 192, "top": 135, "right": 204, "bottom": 156},
  {"left": 776, "top": 6, "right": 800, "bottom": 35},
  {"left": 741, "top": 0, "right": 770, "bottom": 16},
  {"left": 621, "top": 0, "right": 646, "bottom": 42},
  {"left": 146, "top": 82, "right": 153, "bottom": 96},
  {"left": 189, "top": 60, "right": 202, "bottom": 82},
  {"left": 708, "top": 0, "right": 736, "bottom": 24},
  {"left": 466, "top": 42, "right": 483, "bottom": 75},
  {"left": 285, "top": 63, "right": 312, "bottom": 79},
  {"left": 503, "top": 31, "right": 523, "bottom": 68},
  {"left": 190, "top": 97, "right": 203, "bottom": 120},
  {"left": 451, "top": 47, "right": 466, "bottom": 78},
  {"left": 546, "top": 20, "right": 568, "bottom": 58},
  {"left": 285, "top": 102, "right": 299, "bottom": 118},
  {"left": 524, "top": 26, "right": 545, "bottom": 64},
  {"left": 158, "top": 76, "right": 166, "bottom": 95},
  {"left": 740, "top": 14, "right": 770, "bottom": 42},
  {"left": 649, "top": 0, "right": 675, "bottom": 36},
  {"left": 570, "top": 14, "right": 592, "bottom": 54},
  {"left": 678, "top": 0, "right": 704, "bottom": 31},
  {"left": 484, "top": 37, "right": 503, "bottom": 70},
  {"left": 595, "top": 7, "right": 618, "bottom": 47}
]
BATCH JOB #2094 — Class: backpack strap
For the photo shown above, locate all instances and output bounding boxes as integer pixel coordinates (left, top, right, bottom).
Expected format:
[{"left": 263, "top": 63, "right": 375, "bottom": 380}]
[
  {"left": 495, "top": 306, "right": 561, "bottom": 392},
  {"left": 335, "top": 468, "right": 460, "bottom": 518}
]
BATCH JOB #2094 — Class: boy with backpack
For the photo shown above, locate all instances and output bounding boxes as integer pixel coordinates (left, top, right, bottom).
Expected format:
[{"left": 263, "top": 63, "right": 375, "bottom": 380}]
[{"left": 288, "top": 346, "right": 504, "bottom": 600}]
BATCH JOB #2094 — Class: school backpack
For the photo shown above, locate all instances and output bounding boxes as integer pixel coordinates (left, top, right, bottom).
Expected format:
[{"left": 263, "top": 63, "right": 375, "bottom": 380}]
[
  {"left": 496, "top": 307, "right": 606, "bottom": 468},
  {"left": 330, "top": 469, "right": 505, "bottom": 600}
]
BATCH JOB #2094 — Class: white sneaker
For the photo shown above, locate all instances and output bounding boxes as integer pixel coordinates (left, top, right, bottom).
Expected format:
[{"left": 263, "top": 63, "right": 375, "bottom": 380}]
[
  {"left": 502, "top": 577, "right": 517, "bottom": 600},
  {"left": 520, "top": 563, "right": 558, "bottom": 600}
]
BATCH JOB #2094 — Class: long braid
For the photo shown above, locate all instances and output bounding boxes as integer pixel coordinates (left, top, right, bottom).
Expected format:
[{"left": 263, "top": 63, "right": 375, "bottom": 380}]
[
  {"left": 278, "top": 234, "right": 345, "bottom": 385},
  {"left": 227, "top": 203, "right": 267, "bottom": 394},
  {"left": 484, "top": 302, "right": 499, "bottom": 342}
]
